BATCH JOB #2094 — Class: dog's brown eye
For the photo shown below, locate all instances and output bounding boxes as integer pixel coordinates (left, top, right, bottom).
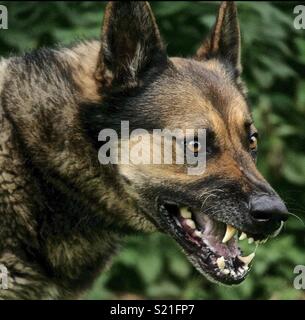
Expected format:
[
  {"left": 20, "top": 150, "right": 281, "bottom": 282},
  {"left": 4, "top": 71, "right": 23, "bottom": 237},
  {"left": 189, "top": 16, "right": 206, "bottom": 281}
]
[
  {"left": 250, "top": 134, "right": 258, "bottom": 150},
  {"left": 249, "top": 133, "right": 258, "bottom": 161},
  {"left": 187, "top": 141, "right": 201, "bottom": 154}
]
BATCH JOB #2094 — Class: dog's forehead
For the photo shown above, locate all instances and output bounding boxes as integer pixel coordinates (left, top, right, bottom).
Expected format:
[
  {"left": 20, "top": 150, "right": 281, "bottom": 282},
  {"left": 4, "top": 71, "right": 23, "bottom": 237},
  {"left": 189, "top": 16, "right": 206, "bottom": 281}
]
[{"left": 150, "top": 57, "right": 251, "bottom": 130}]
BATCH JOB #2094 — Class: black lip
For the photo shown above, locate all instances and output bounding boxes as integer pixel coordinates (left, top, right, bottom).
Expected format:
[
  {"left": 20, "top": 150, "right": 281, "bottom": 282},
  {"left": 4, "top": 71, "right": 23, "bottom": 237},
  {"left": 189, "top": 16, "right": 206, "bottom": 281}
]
[{"left": 157, "top": 200, "right": 249, "bottom": 285}]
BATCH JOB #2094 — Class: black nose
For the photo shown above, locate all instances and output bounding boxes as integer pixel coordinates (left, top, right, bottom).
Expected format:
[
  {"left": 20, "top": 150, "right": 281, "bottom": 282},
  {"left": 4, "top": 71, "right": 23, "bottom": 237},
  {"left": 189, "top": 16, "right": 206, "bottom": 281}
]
[{"left": 249, "top": 195, "right": 289, "bottom": 223}]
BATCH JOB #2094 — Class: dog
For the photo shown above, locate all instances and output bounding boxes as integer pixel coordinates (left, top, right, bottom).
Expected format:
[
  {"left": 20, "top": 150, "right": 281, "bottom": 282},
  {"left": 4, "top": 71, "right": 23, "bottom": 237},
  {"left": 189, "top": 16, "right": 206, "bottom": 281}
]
[{"left": 0, "top": 1, "right": 288, "bottom": 299}]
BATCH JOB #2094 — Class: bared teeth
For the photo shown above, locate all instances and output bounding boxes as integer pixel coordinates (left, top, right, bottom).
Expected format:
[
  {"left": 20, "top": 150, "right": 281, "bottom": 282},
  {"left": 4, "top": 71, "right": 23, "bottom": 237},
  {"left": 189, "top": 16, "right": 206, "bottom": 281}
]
[
  {"left": 216, "top": 256, "right": 226, "bottom": 270},
  {"left": 238, "top": 252, "right": 255, "bottom": 266},
  {"left": 180, "top": 207, "right": 192, "bottom": 219},
  {"left": 222, "top": 225, "right": 237, "bottom": 243},
  {"left": 192, "top": 230, "right": 203, "bottom": 239},
  {"left": 185, "top": 219, "right": 196, "bottom": 229},
  {"left": 239, "top": 232, "right": 247, "bottom": 240},
  {"left": 223, "top": 269, "right": 230, "bottom": 275}
]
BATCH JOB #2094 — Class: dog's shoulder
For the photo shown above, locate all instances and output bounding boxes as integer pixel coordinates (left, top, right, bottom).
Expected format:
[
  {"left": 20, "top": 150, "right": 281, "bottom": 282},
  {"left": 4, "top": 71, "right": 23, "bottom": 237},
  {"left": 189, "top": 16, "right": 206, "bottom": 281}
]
[{"left": 0, "top": 41, "right": 103, "bottom": 245}]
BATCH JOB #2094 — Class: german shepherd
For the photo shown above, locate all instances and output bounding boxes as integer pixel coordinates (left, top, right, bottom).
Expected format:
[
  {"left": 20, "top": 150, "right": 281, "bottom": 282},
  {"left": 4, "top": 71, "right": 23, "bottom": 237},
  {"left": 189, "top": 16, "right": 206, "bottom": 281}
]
[{"left": 0, "top": 1, "right": 288, "bottom": 299}]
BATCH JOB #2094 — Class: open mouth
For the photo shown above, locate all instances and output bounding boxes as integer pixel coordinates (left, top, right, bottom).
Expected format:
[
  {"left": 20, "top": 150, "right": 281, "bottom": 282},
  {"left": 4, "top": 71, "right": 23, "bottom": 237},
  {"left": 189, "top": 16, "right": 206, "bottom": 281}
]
[{"left": 158, "top": 201, "right": 284, "bottom": 285}]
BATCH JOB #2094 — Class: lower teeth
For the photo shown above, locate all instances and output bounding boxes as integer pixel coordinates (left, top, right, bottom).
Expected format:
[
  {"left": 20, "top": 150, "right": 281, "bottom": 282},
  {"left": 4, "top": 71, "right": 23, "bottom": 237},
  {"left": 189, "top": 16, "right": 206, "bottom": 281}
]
[{"left": 216, "top": 256, "right": 226, "bottom": 270}]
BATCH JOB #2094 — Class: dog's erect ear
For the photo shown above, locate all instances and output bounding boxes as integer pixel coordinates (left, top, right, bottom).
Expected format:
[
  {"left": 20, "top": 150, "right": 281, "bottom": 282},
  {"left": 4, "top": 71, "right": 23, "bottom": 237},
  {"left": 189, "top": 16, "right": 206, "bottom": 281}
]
[
  {"left": 96, "top": 1, "right": 167, "bottom": 91},
  {"left": 196, "top": 1, "right": 241, "bottom": 76}
]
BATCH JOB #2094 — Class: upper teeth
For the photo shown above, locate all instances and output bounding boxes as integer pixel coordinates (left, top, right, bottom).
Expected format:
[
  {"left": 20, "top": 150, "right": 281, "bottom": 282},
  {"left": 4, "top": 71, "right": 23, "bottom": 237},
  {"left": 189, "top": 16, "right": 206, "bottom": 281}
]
[
  {"left": 179, "top": 208, "right": 204, "bottom": 240},
  {"left": 192, "top": 230, "right": 203, "bottom": 239},
  {"left": 236, "top": 229, "right": 269, "bottom": 245},
  {"left": 185, "top": 219, "right": 196, "bottom": 229},
  {"left": 222, "top": 225, "right": 237, "bottom": 243},
  {"left": 179, "top": 208, "right": 277, "bottom": 248},
  {"left": 239, "top": 232, "right": 247, "bottom": 240},
  {"left": 180, "top": 207, "right": 192, "bottom": 219}
]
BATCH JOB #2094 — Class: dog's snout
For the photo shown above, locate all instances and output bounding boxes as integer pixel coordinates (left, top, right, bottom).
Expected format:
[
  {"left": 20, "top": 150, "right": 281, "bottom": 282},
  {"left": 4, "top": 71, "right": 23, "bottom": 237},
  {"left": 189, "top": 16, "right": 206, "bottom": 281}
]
[{"left": 249, "top": 195, "right": 289, "bottom": 223}]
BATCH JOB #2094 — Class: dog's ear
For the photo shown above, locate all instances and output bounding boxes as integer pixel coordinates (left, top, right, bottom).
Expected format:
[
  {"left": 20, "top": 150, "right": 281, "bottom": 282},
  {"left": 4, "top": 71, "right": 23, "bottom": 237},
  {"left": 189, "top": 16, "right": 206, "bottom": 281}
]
[
  {"left": 96, "top": 1, "right": 167, "bottom": 91},
  {"left": 196, "top": 1, "right": 241, "bottom": 76}
]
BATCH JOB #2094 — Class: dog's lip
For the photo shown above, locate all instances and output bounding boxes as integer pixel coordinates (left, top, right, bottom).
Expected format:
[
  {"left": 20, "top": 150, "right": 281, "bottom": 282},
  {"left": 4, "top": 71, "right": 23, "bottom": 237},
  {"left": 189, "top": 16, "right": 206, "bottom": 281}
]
[{"left": 156, "top": 199, "right": 280, "bottom": 285}]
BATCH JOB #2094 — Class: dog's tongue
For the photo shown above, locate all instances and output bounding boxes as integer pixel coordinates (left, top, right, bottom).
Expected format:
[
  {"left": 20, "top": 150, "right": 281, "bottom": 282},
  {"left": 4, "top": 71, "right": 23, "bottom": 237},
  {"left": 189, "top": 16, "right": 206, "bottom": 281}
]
[{"left": 194, "top": 212, "right": 240, "bottom": 258}]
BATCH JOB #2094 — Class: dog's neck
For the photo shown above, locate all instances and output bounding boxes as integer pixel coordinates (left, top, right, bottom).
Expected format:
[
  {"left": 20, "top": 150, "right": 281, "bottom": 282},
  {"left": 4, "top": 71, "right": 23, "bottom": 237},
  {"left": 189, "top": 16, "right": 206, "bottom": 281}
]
[{"left": 2, "top": 41, "right": 156, "bottom": 285}]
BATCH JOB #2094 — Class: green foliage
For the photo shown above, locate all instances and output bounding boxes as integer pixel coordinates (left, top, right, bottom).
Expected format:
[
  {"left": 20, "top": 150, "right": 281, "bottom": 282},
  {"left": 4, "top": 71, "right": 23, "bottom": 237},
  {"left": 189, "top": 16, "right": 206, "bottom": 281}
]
[{"left": 0, "top": 1, "right": 304, "bottom": 299}]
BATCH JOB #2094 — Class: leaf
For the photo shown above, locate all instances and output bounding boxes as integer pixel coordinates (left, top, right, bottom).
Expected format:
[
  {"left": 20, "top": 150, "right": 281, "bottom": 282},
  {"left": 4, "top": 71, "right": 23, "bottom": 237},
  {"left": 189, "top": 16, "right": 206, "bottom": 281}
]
[{"left": 283, "top": 153, "right": 305, "bottom": 185}]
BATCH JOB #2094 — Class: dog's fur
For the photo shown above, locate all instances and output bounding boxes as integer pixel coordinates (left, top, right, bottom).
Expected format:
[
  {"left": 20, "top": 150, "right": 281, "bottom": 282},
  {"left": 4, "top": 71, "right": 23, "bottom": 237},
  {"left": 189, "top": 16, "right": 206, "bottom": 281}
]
[{"left": 0, "top": 2, "right": 286, "bottom": 299}]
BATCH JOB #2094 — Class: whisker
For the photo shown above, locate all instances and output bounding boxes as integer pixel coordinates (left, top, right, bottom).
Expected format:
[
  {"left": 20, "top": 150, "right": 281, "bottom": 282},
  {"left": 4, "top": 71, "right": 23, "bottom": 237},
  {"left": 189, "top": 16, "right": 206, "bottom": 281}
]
[{"left": 287, "top": 211, "right": 305, "bottom": 227}]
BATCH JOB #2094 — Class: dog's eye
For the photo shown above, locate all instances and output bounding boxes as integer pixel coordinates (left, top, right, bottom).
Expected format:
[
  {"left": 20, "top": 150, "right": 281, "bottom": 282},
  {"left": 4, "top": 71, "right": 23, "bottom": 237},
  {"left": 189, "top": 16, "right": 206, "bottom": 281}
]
[
  {"left": 250, "top": 134, "right": 258, "bottom": 150},
  {"left": 187, "top": 140, "right": 201, "bottom": 155},
  {"left": 249, "top": 133, "right": 258, "bottom": 160}
]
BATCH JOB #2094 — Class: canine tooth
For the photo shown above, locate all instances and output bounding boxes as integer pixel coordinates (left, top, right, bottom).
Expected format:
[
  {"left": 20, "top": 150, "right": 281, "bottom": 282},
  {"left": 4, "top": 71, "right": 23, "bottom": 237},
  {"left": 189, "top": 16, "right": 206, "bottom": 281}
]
[
  {"left": 248, "top": 237, "right": 254, "bottom": 244},
  {"left": 185, "top": 219, "right": 196, "bottom": 229},
  {"left": 180, "top": 207, "right": 192, "bottom": 219},
  {"left": 216, "top": 256, "right": 226, "bottom": 270},
  {"left": 239, "top": 232, "right": 247, "bottom": 241},
  {"left": 223, "top": 269, "right": 230, "bottom": 275},
  {"left": 238, "top": 252, "right": 255, "bottom": 266},
  {"left": 222, "top": 225, "right": 237, "bottom": 243}
]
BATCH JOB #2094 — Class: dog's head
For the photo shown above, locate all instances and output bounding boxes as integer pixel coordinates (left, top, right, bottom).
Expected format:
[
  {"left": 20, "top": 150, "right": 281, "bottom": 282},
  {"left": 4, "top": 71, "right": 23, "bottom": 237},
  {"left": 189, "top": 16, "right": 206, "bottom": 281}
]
[{"left": 91, "top": 1, "right": 288, "bottom": 285}]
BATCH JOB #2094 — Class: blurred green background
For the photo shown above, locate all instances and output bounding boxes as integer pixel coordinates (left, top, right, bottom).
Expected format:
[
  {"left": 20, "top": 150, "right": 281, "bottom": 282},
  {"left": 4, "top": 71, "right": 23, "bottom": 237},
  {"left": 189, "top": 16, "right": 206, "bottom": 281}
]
[{"left": 0, "top": 1, "right": 304, "bottom": 299}]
